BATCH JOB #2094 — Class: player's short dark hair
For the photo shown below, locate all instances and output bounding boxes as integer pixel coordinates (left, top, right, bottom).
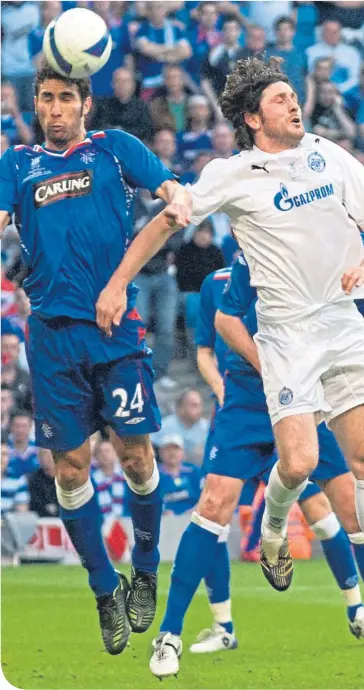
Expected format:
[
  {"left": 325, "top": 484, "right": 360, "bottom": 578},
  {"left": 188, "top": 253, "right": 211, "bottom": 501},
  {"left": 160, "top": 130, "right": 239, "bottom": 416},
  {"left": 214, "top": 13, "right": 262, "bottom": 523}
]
[
  {"left": 219, "top": 56, "right": 289, "bottom": 150},
  {"left": 274, "top": 16, "right": 295, "bottom": 32},
  {"left": 34, "top": 63, "right": 92, "bottom": 103}
]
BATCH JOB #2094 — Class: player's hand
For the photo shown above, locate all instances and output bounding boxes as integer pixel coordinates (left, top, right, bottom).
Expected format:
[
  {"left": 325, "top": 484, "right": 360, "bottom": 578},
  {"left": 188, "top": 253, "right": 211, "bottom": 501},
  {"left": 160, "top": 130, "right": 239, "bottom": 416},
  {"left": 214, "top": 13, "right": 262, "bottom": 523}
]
[
  {"left": 341, "top": 265, "right": 364, "bottom": 294},
  {"left": 96, "top": 280, "right": 127, "bottom": 337},
  {"left": 163, "top": 203, "right": 191, "bottom": 229}
]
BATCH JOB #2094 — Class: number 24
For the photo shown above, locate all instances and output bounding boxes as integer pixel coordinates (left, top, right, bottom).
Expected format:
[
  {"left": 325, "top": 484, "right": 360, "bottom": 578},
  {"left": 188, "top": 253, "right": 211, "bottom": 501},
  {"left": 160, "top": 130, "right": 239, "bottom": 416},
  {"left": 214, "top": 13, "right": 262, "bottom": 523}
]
[{"left": 112, "top": 383, "right": 144, "bottom": 418}]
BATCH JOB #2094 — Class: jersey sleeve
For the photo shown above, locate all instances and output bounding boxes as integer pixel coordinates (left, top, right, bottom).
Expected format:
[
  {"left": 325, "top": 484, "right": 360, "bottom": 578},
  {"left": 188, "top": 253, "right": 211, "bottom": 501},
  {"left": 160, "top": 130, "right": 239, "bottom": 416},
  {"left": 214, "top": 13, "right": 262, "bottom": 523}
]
[
  {"left": 195, "top": 275, "right": 216, "bottom": 348},
  {"left": 106, "top": 129, "right": 176, "bottom": 194},
  {"left": 188, "top": 158, "right": 230, "bottom": 225},
  {"left": 220, "top": 255, "right": 257, "bottom": 317},
  {"left": 0, "top": 148, "right": 18, "bottom": 214},
  {"left": 325, "top": 138, "right": 364, "bottom": 228}
]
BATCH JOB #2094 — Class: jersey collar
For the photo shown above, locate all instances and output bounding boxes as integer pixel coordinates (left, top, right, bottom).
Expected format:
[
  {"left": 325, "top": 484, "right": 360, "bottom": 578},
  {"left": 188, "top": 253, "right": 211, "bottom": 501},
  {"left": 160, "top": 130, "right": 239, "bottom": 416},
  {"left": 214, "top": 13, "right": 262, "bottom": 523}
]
[{"left": 33, "top": 138, "right": 92, "bottom": 158}]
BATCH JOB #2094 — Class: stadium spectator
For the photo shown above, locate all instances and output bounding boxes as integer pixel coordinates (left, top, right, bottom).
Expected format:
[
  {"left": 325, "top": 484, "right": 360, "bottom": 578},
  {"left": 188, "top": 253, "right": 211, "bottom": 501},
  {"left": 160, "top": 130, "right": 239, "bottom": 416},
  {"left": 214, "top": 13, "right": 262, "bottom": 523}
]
[
  {"left": 7, "top": 410, "right": 39, "bottom": 479},
  {"left": 304, "top": 57, "right": 334, "bottom": 122},
  {"left": 179, "top": 149, "right": 213, "bottom": 185},
  {"left": 0, "top": 82, "right": 33, "bottom": 147},
  {"left": 159, "top": 434, "right": 201, "bottom": 515},
  {"left": 153, "top": 389, "right": 209, "bottom": 466},
  {"left": 315, "top": 0, "right": 364, "bottom": 29},
  {"left": 134, "top": 188, "right": 181, "bottom": 389},
  {"left": 28, "top": 449, "right": 59, "bottom": 518},
  {"left": 1, "top": 254, "right": 16, "bottom": 317},
  {"left": 1, "top": 362, "right": 30, "bottom": 412},
  {"left": 134, "top": 1, "right": 192, "bottom": 96},
  {"left": 239, "top": 24, "right": 266, "bottom": 59},
  {"left": 28, "top": 1, "right": 62, "bottom": 69},
  {"left": 177, "top": 95, "right": 213, "bottom": 166},
  {"left": 201, "top": 17, "right": 245, "bottom": 117},
  {"left": 344, "top": 63, "right": 364, "bottom": 150},
  {"left": 1, "top": 0, "right": 40, "bottom": 110},
  {"left": 91, "top": 440, "right": 129, "bottom": 519},
  {"left": 266, "top": 17, "right": 307, "bottom": 106},
  {"left": 149, "top": 64, "right": 190, "bottom": 133},
  {"left": 1, "top": 332, "right": 22, "bottom": 368},
  {"left": 292, "top": 1, "right": 319, "bottom": 52},
  {"left": 211, "top": 122, "right": 236, "bottom": 158},
  {"left": 1, "top": 384, "right": 15, "bottom": 440},
  {"left": 307, "top": 19, "right": 361, "bottom": 94},
  {"left": 91, "top": 1, "right": 133, "bottom": 99},
  {"left": 247, "top": 1, "right": 293, "bottom": 43},
  {"left": 152, "top": 128, "right": 179, "bottom": 172},
  {"left": 311, "top": 81, "right": 356, "bottom": 142},
  {"left": 186, "top": 1, "right": 221, "bottom": 87},
  {"left": 91, "top": 67, "right": 155, "bottom": 142},
  {"left": 1, "top": 442, "right": 29, "bottom": 515},
  {"left": 175, "top": 221, "right": 225, "bottom": 294}
]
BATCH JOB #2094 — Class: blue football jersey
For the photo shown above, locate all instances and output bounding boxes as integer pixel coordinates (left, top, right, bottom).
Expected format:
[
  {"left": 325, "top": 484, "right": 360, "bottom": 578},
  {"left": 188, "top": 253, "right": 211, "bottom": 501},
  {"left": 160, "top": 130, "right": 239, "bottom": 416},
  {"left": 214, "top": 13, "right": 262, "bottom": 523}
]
[
  {"left": 195, "top": 267, "right": 232, "bottom": 376},
  {"left": 219, "top": 254, "right": 260, "bottom": 378},
  {"left": 0, "top": 129, "right": 174, "bottom": 355}
]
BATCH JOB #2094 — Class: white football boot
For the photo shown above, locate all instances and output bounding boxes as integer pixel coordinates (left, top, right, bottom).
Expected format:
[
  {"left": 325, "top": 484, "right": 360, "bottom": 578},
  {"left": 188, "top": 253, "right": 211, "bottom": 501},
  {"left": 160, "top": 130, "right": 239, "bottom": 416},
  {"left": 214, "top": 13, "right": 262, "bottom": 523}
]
[
  {"left": 189, "top": 623, "right": 238, "bottom": 653},
  {"left": 349, "top": 606, "right": 364, "bottom": 639},
  {"left": 149, "top": 632, "right": 183, "bottom": 678}
]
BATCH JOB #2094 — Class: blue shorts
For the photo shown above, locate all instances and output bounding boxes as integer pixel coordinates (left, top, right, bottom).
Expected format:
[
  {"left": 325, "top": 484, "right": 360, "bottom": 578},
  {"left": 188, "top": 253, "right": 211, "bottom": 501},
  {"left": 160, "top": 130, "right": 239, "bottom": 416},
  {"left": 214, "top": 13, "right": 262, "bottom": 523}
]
[
  {"left": 210, "top": 372, "right": 348, "bottom": 484},
  {"left": 27, "top": 315, "right": 161, "bottom": 451}
]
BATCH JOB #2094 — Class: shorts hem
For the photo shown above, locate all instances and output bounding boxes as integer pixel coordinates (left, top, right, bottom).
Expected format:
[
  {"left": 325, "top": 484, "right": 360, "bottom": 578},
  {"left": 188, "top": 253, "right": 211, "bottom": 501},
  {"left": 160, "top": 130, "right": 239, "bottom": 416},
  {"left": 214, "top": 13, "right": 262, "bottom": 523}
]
[
  {"left": 326, "top": 398, "right": 364, "bottom": 426},
  {"left": 270, "top": 405, "right": 322, "bottom": 427}
]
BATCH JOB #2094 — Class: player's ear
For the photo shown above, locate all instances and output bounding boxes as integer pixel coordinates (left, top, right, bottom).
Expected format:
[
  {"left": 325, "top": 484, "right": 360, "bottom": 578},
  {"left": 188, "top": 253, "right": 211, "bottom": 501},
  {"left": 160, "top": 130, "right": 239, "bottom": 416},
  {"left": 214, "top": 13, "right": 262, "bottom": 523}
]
[
  {"left": 244, "top": 112, "right": 260, "bottom": 132},
  {"left": 82, "top": 96, "right": 92, "bottom": 117}
]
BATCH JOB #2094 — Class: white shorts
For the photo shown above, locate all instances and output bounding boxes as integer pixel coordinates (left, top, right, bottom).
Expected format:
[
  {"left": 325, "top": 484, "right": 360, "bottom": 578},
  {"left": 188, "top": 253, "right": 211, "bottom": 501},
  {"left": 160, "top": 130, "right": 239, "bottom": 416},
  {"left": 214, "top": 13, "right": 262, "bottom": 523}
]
[{"left": 254, "top": 301, "right": 364, "bottom": 427}]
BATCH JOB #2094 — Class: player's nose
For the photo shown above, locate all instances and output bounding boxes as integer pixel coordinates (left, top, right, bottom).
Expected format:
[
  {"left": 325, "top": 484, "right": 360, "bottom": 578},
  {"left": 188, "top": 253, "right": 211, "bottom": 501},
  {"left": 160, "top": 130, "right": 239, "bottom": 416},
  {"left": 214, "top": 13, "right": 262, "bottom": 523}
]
[{"left": 50, "top": 100, "right": 63, "bottom": 116}]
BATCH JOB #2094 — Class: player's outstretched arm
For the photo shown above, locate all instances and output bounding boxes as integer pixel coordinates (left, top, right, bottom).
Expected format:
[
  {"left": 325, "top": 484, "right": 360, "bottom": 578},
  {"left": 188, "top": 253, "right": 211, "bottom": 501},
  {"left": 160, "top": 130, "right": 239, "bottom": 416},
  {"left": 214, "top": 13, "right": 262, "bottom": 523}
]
[
  {"left": 95, "top": 201, "right": 190, "bottom": 337},
  {"left": 197, "top": 346, "right": 224, "bottom": 406},
  {"left": 215, "top": 309, "right": 261, "bottom": 374}
]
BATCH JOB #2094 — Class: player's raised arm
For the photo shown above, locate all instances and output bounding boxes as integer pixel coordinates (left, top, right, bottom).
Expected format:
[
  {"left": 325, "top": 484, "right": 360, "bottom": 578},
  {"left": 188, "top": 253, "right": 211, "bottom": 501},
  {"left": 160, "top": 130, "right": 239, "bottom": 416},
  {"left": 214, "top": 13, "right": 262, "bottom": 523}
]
[
  {"left": 0, "top": 148, "right": 18, "bottom": 238},
  {"left": 0, "top": 211, "right": 11, "bottom": 238},
  {"left": 196, "top": 275, "right": 225, "bottom": 406}
]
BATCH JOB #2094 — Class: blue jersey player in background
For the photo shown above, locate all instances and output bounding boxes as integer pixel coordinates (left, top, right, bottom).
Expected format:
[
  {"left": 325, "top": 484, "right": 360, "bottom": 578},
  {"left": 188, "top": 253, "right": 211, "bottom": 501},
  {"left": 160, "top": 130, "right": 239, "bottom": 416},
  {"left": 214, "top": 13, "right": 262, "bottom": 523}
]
[
  {"left": 0, "top": 65, "right": 190, "bottom": 656},
  {"left": 149, "top": 256, "right": 364, "bottom": 677}
]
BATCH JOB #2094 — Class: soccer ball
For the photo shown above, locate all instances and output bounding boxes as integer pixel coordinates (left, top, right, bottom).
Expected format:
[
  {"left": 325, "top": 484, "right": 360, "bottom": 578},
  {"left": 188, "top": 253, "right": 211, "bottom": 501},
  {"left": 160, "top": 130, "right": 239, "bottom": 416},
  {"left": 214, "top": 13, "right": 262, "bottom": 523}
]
[{"left": 43, "top": 8, "right": 112, "bottom": 79}]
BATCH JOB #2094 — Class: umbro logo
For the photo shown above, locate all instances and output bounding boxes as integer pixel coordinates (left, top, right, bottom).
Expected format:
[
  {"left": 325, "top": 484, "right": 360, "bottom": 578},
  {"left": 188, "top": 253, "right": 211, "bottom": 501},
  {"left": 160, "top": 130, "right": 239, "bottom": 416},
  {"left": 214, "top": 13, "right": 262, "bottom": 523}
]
[
  {"left": 251, "top": 163, "right": 269, "bottom": 174},
  {"left": 125, "top": 416, "right": 146, "bottom": 424}
]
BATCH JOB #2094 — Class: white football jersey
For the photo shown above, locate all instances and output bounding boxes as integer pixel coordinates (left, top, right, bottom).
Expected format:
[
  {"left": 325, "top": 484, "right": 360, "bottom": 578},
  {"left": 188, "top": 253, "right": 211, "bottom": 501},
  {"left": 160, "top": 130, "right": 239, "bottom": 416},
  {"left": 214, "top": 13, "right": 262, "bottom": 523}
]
[{"left": 189, "top": 133, "right": 364, "bottom": 323}]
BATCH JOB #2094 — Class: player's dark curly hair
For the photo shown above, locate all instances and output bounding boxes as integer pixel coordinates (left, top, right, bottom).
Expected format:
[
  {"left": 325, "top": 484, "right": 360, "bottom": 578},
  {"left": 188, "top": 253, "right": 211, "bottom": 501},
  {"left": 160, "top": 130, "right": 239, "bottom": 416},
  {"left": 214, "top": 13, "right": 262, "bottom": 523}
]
[
  {"left": 219, "top": 56, "right": 289, "bottom": 150},
  {"left": 34, "top": 63, "right": 92, "bottom": 103}
]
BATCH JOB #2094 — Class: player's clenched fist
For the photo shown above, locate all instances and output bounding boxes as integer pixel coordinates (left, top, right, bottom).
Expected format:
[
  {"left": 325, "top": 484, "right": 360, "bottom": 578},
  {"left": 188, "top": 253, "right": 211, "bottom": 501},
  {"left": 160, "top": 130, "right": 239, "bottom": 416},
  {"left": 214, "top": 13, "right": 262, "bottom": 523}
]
[
  {"left": 341, "top": 265, "right": 364, "bottom": 294},
  {"left": 96, "top": 280, "right": 127, "bottom": 337}
]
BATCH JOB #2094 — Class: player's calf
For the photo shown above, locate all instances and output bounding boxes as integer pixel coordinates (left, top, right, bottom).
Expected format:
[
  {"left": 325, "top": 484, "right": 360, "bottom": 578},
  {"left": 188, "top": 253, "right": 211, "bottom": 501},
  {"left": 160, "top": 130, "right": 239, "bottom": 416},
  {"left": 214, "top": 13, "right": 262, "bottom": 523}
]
[{"left": 112, "top": 433, "right": 161, "bottom": 633}]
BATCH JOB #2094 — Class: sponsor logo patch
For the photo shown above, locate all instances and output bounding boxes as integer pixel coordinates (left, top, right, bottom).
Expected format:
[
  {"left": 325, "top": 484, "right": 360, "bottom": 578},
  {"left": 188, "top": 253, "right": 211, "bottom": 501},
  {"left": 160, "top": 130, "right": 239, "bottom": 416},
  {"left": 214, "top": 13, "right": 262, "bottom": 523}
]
[
  {"left": 279, "top": 387, "right": 294, "bottom": 405},
  {"left": 33, "top": 169, "right": 92, "bottom": 208}
]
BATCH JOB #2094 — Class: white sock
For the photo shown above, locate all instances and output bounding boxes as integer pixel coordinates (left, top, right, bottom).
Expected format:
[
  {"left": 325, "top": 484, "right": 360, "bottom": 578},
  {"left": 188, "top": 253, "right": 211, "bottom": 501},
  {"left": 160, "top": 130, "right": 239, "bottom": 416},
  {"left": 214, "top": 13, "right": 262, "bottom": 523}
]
[
  {"left": 355, "top": 478, "right": 364, "bottom": 532},
  {"left": 310, "top": 512, "right": 340, "bottom": 540},
  {"left": 124, "top": 458, "right": 160, "bottom": 495},
  {"left": 262, "top": 463, "right": 308, "bottom": 538},
  {"left": 210, "top": 600, "right": 232, "bottom": 626},
  {"left": 55, "top": 477, "right": 94, "bottom": 510}
]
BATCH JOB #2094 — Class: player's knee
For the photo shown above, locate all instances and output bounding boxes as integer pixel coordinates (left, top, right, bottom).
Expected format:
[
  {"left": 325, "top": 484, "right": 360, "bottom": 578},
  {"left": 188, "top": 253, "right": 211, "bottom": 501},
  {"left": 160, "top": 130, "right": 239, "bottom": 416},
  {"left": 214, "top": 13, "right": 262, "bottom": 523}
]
[
  {"left": 54, "top": 451, "right": 89, "bottom": 490},
  {"left": 198, "top": 478, "right": 235, "bottom": 525},
  {"left": 117, "top": 435, "right": 153, "bottom": 485},
  {"left": 339, "top": 509, "right": 361, "bottom": 535},
  {"left": 280, "top": 454, "right": 317, "bottom": 486}
]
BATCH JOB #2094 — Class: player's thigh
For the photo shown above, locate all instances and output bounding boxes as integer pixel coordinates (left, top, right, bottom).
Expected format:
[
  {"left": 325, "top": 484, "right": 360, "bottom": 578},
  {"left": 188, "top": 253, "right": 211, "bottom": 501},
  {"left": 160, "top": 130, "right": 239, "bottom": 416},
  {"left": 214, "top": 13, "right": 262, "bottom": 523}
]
[
  {"left": 197, "top": 473, "right": 243, "bottom": 526},
  {"left": 320, "top": 472, "right": 360, "bottom": 534},
  {"left": 27, "top": 315, "right": 97, "bottom": 452},
  {"left": 109, "top": 428, "right": 154, "bottom": 483},
  {"left": 53, "top": 438, "right": 92, "bottom": 489},
  {"left": 329, "top": 405, "right": 364, "bottom": 478},
  {"left": 299, "top": 488, "right": 331, "bottom": 526},
  {"left": 98, "top": 355, "right": 161, "bottom": 438},
  {"left": 254, "top": 322, "right": 330, "bottom": 426},
  {"left": 273, "top": 413, "right": 319, "bottom": 483}
]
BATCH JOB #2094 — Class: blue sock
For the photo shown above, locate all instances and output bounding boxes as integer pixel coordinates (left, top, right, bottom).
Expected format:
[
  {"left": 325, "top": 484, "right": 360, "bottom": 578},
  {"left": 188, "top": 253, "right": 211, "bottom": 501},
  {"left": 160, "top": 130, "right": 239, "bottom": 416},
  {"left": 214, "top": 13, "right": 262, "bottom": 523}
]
[
  {"left": 161, "top": 521, "right": 221, "bottom": 635},
  {"left": 205, "top": 541, "right": 233, "bottom": 634},
  {"left": 60, "top": 493, "right": 118, "bottom": 598},
  {"left": 347, "top": 603, "right": 363, "bottom": 623},
  {"left": 320, "top": 528, "right": 359, "bottom": 617},
  {"left": 245, "top": 497, "right": 265, "bottom": 552},
  {"left": 128, "top": 484, "right": 162, "bottom": 573},
  {"left": 353, "top": 543, "right": 364, "bottom": 580}
]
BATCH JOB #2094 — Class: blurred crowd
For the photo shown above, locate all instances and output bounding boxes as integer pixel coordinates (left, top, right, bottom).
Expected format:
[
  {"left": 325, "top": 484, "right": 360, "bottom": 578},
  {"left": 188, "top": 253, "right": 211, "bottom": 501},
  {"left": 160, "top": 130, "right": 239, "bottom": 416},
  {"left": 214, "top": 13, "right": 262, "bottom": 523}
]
[{"left": 2, "top": 0, "right": 364, "bottom": 524}]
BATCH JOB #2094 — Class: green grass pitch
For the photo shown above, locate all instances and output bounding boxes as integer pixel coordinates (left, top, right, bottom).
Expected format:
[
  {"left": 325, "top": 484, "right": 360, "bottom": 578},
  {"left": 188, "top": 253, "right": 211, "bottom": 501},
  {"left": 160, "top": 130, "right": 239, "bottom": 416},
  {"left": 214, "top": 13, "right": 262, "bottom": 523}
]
[{"left": 2, "top": 560, "right": 363, "bottom": 689}]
